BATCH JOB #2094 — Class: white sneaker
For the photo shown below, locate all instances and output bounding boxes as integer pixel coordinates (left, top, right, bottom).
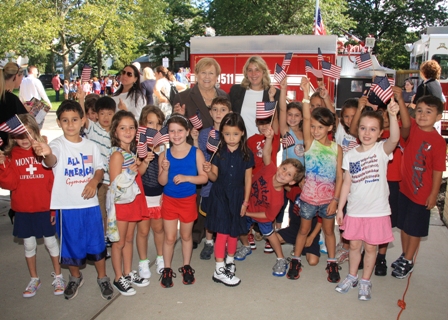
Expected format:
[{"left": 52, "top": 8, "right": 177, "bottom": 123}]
[
  {"left": 212, "top": 268, "right": 241, "bottom": 287},
  {"left": 51, "top": 272, "right": 65, "bottom": 296},
  {"left": 138, "top": 260, "right": 151, "bottom": 279},
  {"left": 156, "top": 256, "right": 164, "bottom": 275}
]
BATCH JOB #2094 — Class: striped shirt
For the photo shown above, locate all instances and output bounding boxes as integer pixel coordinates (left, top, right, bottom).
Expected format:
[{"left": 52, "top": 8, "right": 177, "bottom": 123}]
[{"left": 84, "top": 121, "right": 111, "bottom": 184}]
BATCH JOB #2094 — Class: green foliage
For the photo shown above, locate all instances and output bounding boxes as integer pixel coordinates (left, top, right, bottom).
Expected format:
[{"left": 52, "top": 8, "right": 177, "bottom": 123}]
[
  {"left": 208, "top": 0, "right": 354, "bottom": 36},
  {"left": 345, "top": 0, "right": 448, "bottom": 69}
]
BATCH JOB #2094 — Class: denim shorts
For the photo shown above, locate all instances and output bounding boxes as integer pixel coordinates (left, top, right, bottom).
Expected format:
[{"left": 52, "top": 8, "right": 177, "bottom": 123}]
[
  {"left": 300, "top": 200, "right": 334, "bottom": 220},
  {"left": 245, "top": 217, "right": 274, "bottom": 237}
]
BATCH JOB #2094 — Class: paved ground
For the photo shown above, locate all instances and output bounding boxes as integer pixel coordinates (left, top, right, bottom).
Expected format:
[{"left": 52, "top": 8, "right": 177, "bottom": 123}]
[{"left": 1, "top": 112, "right": 447, "bottom": 319}]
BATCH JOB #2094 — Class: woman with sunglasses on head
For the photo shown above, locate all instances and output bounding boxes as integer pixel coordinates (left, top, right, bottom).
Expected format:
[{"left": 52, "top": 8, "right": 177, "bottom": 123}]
[
  {"left": 112, "top": 65, "right": 146, "bottom": 120},
  {"left": 0, "top": 62, "right": 28, "bottom": 150}
]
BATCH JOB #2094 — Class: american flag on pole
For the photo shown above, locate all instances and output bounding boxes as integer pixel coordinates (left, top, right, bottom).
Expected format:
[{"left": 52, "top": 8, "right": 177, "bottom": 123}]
[
  {"left": 371, "top": 76, "right": 394, "bottom": 103},
  {"left": 137, "top": 126, "right": 158, "bottom": 145},
  {"left": 313, "top": 7, "right": 326, "bottom": 35},
  {"left": 256, "top": 101, "right": 276, "bottom": 119},
  {"left": 81, "top": 65, "right": 92, "bottom": 82},
  {"left": 137, "top": 134, "right": 148, "bottom": 158},
  {"left": 388, "top": 78, "right": 395, "bottom": 87},
  {"left": 152, "top": 126, "right": 169, "bottom": 147},
  {"left": 189, "top": 110, "right": 203, "bottom": 130},
  {"left": 317, "top": 47, "right": 323, "bottom": 63},
  {"left": 0, "top": 115, "right": 27, "bottom": 135},
  {"left": 282, "top": 52, "right": 293, "bottom": 70},
  {"left": 305, "top": 60, "right": 323, "bottom": 78},
  {"left": 321, "top": 61, "right": 341, "bottom": 80},
  {"left": 282, "top": 132, "right": 295, "bottom": 149},
  {"left": 206, "top": 130, "right": 220, "bottom": 153},
  {"left": 274, "top": 63, "right": 287, "bottom": 84},
  {"left": 355, "top": 53, "right": 372, "bottom": 70}
]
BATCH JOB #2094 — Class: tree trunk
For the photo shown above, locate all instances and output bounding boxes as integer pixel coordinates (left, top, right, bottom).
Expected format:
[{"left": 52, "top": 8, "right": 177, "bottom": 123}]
[{"left": 97, "top": 49, "right": 102, "bottom": 77}]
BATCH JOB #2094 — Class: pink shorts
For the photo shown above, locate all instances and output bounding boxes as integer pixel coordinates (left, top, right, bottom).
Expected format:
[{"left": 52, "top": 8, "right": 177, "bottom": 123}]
[
  {"left": 340, "top": 215, "right": 394, "bottom": 245},
  {"left": 161, "top": 194, "right": 197, "bottom": 223}
]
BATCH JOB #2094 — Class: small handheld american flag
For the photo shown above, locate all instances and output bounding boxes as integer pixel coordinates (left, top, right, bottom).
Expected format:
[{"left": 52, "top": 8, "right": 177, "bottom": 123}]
[
  {"left": 305, "top": 60, "right": 323, "bottom": 78},
  {"left": 274, "top": 63, "right": 287, "bottom": 84},
  {"left": 371, "top": 76, "right": 394, "bottom": 104},
  {"left": 256, "top": 101, "right": 277, "bottom": 119},
  {"left": 317, "top": 47, "right": 323, "bottom": 63},
  {"left": 0, "top": 115, "right": 28, "bottom": 135},
  {"left": 189, "top": 111, "right": 203, "bottom": 130},
  {"left": 355, "top": 53, "right": 372, "bottom": 70},
  {"left": 137, "top": 126, "right": 158, "bottom": 145},
  {"left": 282, "top": 132, "right": 295, "bottom": 149},
  {"left": 282, "top": 52, "right": 293, "bottom": 71},
  {"left": 152, "top": 126, "right": 169, "bottom": 147},
  {"left": 206, "top": 130, "right": 220, "bottom": 153},
  {"left": 136, "top": 133, "right": 148, "bottom": 158},
  {"left": 321, "top": 61, "right": 341, "bottom": 80}
]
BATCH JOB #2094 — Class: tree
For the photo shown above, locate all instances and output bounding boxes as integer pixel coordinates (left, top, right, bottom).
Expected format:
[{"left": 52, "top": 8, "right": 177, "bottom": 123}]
[
  {"left": 0, "top": 0, "right": 168, "bottom": 79},
  {"left": 207, "top": 0, "right": 354, "bottom": 36},
  {"left": 345, "top": 0, "right": 448, "bottom": 69},
  {"left": 148, "top": 0, "right": 207, "bottom": 70}
]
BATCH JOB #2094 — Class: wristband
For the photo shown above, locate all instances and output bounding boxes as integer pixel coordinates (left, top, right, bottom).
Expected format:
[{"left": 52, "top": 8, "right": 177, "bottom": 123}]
[
  {"left": 242, "top": 201, "right": 249, "bottom": 207},
  {"left": 333, "top": 197, "right": 339, "bottom": 203},
  {"left": 302, "top": 98, "right": 310, "bottom": 104}
]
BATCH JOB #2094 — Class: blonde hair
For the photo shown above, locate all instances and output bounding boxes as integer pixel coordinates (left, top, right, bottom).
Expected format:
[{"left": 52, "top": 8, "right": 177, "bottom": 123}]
[
  {"left": 194, "top": 58, "right": 221, "bottom": 77},
  {"left": 241, "top": 56, "right": 271, "bottom": 90},
  {"left": 143, "top": 67, "right": 156, "bottom": 81},
  {"left": 0, "top": 62, "right": 22, "bottom": 101},
  {"left": 4, "top": 114, "right": 44, "bottom": 155}
]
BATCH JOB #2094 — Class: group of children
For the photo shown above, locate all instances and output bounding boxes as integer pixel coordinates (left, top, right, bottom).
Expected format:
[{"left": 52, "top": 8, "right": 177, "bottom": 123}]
[{"left": 0, "top": 73, "right": 445, "bottom": 302}]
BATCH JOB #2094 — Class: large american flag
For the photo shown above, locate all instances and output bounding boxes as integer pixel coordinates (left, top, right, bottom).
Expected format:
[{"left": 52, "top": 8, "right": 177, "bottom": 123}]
[
  {"left": 317, "top": 47, "right": 323, "bottom": 63},
  {"left": 274, "top": 63, "right": 287, "bottom": 83},
  {"left": 371, "top": 76, "right": 394, "bottom": 103},
  {"left": 0, "top": 115, "right": 27, "bottom": 135},
  {"left": 313, "top": 8, "right": 326, "bottom": 35},
  {"left": 282, "top": 132, "right": 295, "bottom": 149},
  {"left": 189, "top": 111, "right": 203, "bottom": 130},
  {"left": 152, "top": 126, "right": 169, "bottom": 147},
  {"left": 81, "top": 65, "right": 92, "bottom": 82},
  {"left": 206, "top": 130, "right": 220, "bottom": 153},
  {"left": 321, "top": 61, "right": 341, "bottom": 80},
  {"left": 305, "top": 60, "right": 322, "bottom": 78},
  {"left": 137, "top": 136, "right": 148, "bottom": 158},
  {"left": 256, "top": 101, "right": 276, "bottom": 119},
  {"left": 355, "top": 53, "right": 372, "bottom": 70},
  {"left": 282, "top": 52, "right": 293, "bottom": 70}
]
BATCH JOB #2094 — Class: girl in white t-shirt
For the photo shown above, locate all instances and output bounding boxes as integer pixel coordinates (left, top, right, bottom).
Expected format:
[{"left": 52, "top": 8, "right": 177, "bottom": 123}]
[{"left": 335, "top": 100, "right": 399, "bottom": 301}]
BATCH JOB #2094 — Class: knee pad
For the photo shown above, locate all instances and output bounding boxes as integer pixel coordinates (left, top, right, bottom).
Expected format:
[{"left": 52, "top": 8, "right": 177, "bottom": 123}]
[
  {"left": 44, "top": 236, "right": 60, "bottom": 257},
  {"left": 23, "top": 237, "right": 37, "bottom": 258}
]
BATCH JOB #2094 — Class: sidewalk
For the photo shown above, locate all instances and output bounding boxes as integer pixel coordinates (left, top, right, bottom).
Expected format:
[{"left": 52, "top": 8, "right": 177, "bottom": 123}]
[{"left": 0, "top": 112, "right": 447, "bottom": 319}]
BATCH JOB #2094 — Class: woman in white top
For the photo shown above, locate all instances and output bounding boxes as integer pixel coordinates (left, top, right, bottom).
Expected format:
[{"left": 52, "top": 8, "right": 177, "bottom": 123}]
[
  {"left": 154, "top": 66, "right": 173, "bottom": 118},
  {"left": 112, "top": 65, "right": 146, "bottom": 120}
]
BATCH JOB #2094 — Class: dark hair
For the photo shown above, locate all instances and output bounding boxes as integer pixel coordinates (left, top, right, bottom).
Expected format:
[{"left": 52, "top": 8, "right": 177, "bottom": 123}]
[
  {"left": 310, "top": 92, "right": 325, "bottom": 108},
  {"left": 210, "top": 97, "right": 232, "bottom": 111},
  {"left": 85, "top": 94, "right": 99, "bottom": 114},
  {"left": 255, "top": 117, "right": 272, "bottom": 126},
  {"left": 114, "top": 64, "right": 144, "bottom": 107},
  {"left": 109, "top": 110, "right": 138, "bottom": 149},
  {"left": 280, "top": 158, "right": 305, "bottom": 182},
  {"left": 95, "top": 96, "right": 116, "bottom": 113},
  {"left": 311, "top": 107, "right": 335, "bottom": 127},
  {"left": 287, "top": 102, "right": 303, "bottom": 130},
  {"left": 218, "top": 113, "right": 251, "bottom": 161},
  {"left": 166, "top": 113, "right": 190, "bottom": 131},
  {"left": 56, "top": 100, "right": 84, "bottom": 119},
  {"left": 358, "top": 111, "right": 384, "bottom": 135},
  {"left": 139, "top": 105, "right": 165, "bottom": 127},
  {"left": 155, "top": 66, "right": 170, "bottom": 81},
  {"left": 340, "top": 98, "right": 358, "bottom": 133},
  {"left": 416, "top": 95, "right": 444, "bottom": 114}
]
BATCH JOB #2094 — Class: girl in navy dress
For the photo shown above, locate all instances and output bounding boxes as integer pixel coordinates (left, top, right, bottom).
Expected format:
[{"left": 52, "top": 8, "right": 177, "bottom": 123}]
[{"left": 203, "top": 113, "right": 254, "bottom": 286}]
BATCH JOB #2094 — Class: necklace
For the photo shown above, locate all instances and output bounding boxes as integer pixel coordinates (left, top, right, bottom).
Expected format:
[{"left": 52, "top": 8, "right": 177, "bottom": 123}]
[{"left": 200, "top": 88, "right": 216, "bottom": 104}]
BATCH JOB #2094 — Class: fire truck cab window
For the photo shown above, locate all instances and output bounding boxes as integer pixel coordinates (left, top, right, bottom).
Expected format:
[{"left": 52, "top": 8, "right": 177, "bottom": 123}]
[{"left": 432, "top": 54, "right": 448, "bottom": 80}]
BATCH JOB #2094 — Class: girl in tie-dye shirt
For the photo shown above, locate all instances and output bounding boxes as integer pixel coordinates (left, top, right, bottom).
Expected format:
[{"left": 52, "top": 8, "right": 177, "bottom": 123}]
[{"left": 287, "top": 77, "right": 343, "bottom": 283}]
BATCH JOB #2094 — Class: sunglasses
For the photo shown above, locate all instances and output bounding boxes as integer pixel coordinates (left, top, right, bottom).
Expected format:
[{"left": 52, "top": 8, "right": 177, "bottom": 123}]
[
  {"left": 15, "top": 63, "right": 24, "bottom": 76},
  {"left": 121, "top": 70, "right": 135, "bottom": 77}
]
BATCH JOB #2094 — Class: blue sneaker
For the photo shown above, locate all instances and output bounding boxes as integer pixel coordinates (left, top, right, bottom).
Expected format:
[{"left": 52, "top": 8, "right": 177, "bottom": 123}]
[
  {"left": 234, "top": 246, "right": 252, "bottom": 261},
  {"left": 272, "top": 258, "right": 289, "bottom": 277}
]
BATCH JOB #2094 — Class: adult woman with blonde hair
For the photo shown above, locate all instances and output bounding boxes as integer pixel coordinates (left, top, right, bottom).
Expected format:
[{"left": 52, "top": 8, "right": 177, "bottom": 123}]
[
  {"left": 141, "top": 67, "right": 156, "bottom": 105},
  {"left": 229, "top": 56, "right": 280, "bottom": 138},
  {"left": 0, "top": 62, "right": 28, "bottom": 150}
]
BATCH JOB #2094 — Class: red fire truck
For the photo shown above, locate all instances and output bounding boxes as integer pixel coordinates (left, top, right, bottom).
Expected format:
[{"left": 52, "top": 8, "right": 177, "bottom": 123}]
[{"left": 189, "top": 35, "right": 395, "bottom": 110}]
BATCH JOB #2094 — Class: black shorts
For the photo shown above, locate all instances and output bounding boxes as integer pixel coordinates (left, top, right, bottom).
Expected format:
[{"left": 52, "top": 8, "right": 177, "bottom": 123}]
[
  {"left": 277, "top": 213, "right": 320, "bottom": 257},
  {"left": 397, "top": 192, "right": 430, "bottom": 237},
  {"left": 388, "top": 181, "right": 400, "bottom": 228}
]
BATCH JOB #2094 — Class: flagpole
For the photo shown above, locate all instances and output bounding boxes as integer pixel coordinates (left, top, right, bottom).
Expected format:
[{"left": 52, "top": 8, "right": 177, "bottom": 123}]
[
  {"left": 209, "top": 141, "right": 221, "bottom": 163},
  {"left": 16, "top": 115, "right": 45, "bottom": 158},
  {"left": 314, "top": 0, "right": 319, "bottom": 35},
  {"left": 269, "top": 102, "right": 278, "bottom": 128}
]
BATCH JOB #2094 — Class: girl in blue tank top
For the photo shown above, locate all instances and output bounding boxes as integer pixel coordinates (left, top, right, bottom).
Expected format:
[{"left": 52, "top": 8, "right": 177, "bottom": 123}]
[{"left": 158, "top": 114, "right": 208, "bottom": 288}]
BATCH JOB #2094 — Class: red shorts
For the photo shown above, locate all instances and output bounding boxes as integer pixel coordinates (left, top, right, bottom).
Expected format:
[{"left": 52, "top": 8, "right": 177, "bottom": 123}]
[
  {"left": 147, "top": 207, "right": 162, "bottom": 220},
  {"left": 161, "top": 194, "right": 197, "bottom": 223}
]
